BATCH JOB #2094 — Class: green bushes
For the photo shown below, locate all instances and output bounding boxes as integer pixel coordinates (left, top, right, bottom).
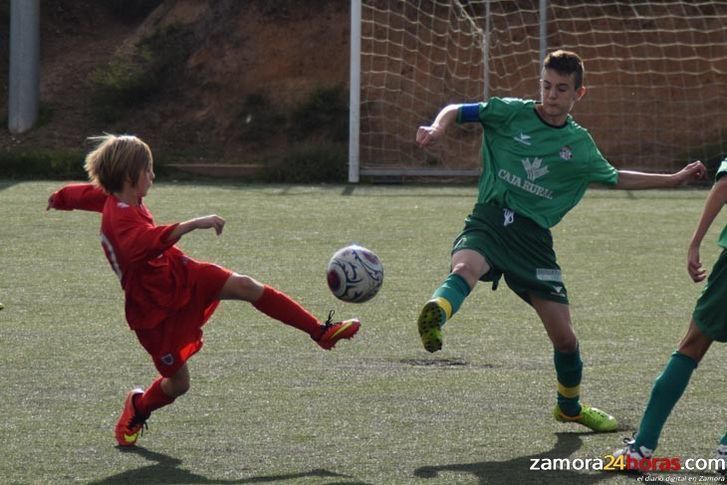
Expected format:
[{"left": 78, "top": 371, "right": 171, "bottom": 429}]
[
  {"left": 237, "top": 85, "right": 349, "bottom": 182},
  {"left": 262, "top": 144, "right": 346, "bottom": 183},
  {"left": 290, "top": 86, "right": 348, "bottom": 143},
  {"left": 0, "top": 149, "right": 86, "bottom": 179},
  {"left": 89, "top": 25, "right": 194, "bottom": 123},
  {"left": 237, "top": 94, "right": 286, "bottom": 146}
]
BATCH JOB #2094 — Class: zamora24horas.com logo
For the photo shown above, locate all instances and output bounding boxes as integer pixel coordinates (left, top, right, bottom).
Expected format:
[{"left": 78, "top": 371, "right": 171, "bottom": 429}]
[
  {"left": 529, "top": 454, "right": 727, "bottom": 474},
  {"left": 605, "top": 453, "right": 681, "bottom": 472}
]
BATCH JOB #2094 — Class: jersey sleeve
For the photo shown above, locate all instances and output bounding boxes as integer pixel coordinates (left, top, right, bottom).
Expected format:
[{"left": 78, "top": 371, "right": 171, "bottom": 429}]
[
  {"left": 49, "top": 183, "right": 108, "bottom": 212},
  {"left": 113, "top": 209, "right": 180, "bottom": 264},
  {"left": 586, "top": 137, "right": 619, "bottom": 186}
]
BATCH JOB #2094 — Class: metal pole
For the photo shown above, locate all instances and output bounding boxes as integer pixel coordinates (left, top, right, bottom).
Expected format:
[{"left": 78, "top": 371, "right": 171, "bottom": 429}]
[
  {"left": 483, "top": 0, "right": 490, "bottom": 99},
  {"left": 539, "top": 0, "right": 548, "bottom": 66},
  {"left": 348, "top": 0, "right": 362, "bottom": 183},
  {"left": 8, "top": 0, "right": 40, "bottom": 134}
]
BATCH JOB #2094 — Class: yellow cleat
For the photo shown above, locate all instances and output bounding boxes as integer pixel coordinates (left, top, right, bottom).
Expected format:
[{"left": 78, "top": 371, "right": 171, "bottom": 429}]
[
  {"left": 554, "top": 404, "right": 618, "bottom": 432},
  {"left": 417, "top": 298, "right": 449, "bottom": 353}
]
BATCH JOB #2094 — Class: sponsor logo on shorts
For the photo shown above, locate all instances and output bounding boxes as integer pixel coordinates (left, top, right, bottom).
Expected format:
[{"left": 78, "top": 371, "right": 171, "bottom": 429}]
[
  {"left": 536, "top": 268, "right": 563, "bottom": 282},
  {"left": 503, "top": 208, "right": 515, "bottom": 226},
  {"left": 161, "top": 353, "right": 175, "bottom": 366}
]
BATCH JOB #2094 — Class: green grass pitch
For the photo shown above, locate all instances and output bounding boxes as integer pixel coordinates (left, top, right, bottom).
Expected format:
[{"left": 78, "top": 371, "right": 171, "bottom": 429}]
[{"left": 1, "top": 180, "right": 725, "bottom": 484}]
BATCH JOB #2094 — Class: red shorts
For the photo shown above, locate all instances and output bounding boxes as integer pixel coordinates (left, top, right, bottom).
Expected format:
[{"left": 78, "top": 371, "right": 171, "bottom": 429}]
[{"left": 134, "top": 258, "right": 232, "bottom": 377}]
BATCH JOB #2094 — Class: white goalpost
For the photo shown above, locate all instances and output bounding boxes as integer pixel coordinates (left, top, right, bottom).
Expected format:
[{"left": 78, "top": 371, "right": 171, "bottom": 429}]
[{"left": 349, "top": 0, "right": 727, "bottom": 182}]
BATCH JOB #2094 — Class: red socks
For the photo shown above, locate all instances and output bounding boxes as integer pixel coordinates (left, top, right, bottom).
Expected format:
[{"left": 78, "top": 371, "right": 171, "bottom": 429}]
[
  {"left": 134, "top": 377, "right": 175, "bottom": 418},
  {"left": 133, "top": 287, "right": 322, "bottom": 419},
  {"left": 252, "top": 285, "right": 322, "bottom": 338}
]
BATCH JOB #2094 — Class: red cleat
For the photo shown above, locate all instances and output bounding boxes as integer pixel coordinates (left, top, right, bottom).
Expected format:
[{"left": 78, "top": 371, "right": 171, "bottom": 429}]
[
  {"left": 315, "top": 311, "right": 360, "bottom": 350},
  {"left": 114, "top": 389, "right": 147, "bottom": 447}
]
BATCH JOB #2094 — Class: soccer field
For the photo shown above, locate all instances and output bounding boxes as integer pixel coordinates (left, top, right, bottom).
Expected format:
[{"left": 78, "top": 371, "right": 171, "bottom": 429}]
[{"left": 1, "top": 181, "right": 725, "bottom": 484}]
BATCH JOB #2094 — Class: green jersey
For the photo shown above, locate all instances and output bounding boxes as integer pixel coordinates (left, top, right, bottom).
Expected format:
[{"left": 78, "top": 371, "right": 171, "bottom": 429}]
[
  {"left": 694, "top": 158, "right": 727, "bottom": 341},
  {"left": 458, "top": 97, "right": 618, "bottom": 228},
  {"left": 716, "top": 159, "right": 727, "bottom": 249}
]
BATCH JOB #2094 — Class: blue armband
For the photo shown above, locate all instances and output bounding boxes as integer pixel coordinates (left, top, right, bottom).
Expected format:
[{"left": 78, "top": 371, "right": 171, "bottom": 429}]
[{"left": 459, "top": 104, "right": 481, "bottom": 123}]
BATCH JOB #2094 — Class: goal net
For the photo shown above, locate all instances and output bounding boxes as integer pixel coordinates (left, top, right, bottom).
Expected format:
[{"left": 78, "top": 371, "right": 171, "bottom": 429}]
[{"left": 354, "top": 0, "right": 727, "bottom": 179}]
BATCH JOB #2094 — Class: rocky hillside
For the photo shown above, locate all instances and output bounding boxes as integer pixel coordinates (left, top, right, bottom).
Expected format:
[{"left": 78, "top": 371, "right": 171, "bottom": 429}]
[{"left": 0, "top": 0, "right": 350, "bottom": 167}]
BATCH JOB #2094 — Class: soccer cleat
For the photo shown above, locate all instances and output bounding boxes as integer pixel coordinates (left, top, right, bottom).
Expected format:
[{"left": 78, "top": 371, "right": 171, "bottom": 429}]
[
  {"left": 315, "top": 311, "right": 360, "bottom": 350},
  {"left": 614, "top": 436, "right": 653, "bottom": 460},
  {"left": 716, "top": 444, "right": 727, "bottom": 476},
  {"left": 417, "top": 298, "right": 448, "bottom": 353},
  {"left": 553, "top": 404, "right": 618, "bottom": 432},
  {"left": 608, "top": 436, "right": 654, "bottom": 473},
  {"left": 114, "top": 389, "right": 148, "bottom": 447}
]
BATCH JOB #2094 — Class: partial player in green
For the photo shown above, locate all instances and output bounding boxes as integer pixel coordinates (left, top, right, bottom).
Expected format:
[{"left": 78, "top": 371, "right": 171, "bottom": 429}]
[
  {"left": 614, "top": 158, "right": 727, "bottom": 471},
  {"left": 415, "top": 50, "right": 706, "bottom": 433}
]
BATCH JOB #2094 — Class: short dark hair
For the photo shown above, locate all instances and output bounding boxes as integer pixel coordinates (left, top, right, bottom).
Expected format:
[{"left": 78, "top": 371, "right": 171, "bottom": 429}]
[{"left": 543, "top": 50, "right": 584, "bottom": 89}]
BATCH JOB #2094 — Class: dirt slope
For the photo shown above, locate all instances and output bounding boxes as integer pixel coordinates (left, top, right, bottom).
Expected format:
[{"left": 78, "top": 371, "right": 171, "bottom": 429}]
[{"left": 0, "top": 0, "right": 350, "bottom": 163}]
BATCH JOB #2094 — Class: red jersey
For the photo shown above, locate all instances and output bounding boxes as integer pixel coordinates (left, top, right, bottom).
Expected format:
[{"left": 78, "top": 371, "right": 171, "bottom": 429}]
[{"left": 51, "top": 183, "right": 195, "bottom": 330}]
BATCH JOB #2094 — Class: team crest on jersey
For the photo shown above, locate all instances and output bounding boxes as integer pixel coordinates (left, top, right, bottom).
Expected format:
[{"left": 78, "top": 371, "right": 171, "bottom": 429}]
[
  {"left": 161, "top": 353, "right": 175, "bottom": 366},
  {"left": 559, "top": 146, "right": 573, "bottom": 160}
]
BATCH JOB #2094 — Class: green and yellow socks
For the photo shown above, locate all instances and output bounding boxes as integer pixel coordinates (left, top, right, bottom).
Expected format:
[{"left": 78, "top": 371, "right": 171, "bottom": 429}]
[
  {"left": 554, "top": 347, "right": 583, "bottom": 417},
  {"left": 430, "top": 273, "right": 471, "bottom": 324}
]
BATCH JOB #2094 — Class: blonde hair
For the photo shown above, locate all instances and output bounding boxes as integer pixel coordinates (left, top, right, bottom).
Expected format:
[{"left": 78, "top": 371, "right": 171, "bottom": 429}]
[{"left": 84, "top": 134, "right": 153, "bottom": 193}]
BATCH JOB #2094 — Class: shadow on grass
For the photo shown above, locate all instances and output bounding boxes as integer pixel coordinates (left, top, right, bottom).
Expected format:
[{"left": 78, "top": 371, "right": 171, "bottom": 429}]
[
  {"left": 0, "top": 180, "right": 19, "bottom": 192},
  {"left": 413, "top": 431, "right": 671, "bottom": 484},
  {"left": 89, "top": 446, "right": 357, "bottom": 484}
]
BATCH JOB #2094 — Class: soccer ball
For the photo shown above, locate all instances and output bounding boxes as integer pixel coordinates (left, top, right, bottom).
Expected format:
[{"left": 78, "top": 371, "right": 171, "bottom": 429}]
[{"left": 326, "top": 244, "right": 383, "bottom": 303}]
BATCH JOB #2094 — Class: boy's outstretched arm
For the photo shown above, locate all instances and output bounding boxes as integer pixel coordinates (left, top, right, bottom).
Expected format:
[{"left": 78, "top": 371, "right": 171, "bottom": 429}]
[
  {"left": 164, "top": 215, "right": 226, "bottom": 243},
  {"left": 687, "top": 176, "right": 727, "bottom": 283},
  {"left": 416, "top": 104, "right": 461, "bottom": 147},
  {"left": 614, "top": 161, "right": 706, "bottom": 189},
  {"left": 47, "top": 183, "right": 108, "bottom": 212}
]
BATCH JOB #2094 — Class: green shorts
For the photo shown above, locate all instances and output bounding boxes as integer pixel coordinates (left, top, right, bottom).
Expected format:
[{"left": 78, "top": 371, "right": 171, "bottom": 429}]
[
  {"left": 693, "top": 249, "right": 727, "bottom": 342},
  {"left": 452, "top": 203, "right": 568, "bottom": 305}
]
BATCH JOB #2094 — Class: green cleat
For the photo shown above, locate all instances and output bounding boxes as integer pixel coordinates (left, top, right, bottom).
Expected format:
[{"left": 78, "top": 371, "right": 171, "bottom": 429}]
[
  {"left": 417, "top": 298, "right": 448, "bottom": 353},
  {"left": 553, "top": 404, "right": 618, "bottom": 433}
]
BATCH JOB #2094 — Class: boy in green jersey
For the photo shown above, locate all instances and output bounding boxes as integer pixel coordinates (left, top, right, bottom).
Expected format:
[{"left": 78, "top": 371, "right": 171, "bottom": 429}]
[
  {"left": 416, "top": 50, "right": 706, "bottom": 433},
  {"left": 615, "top": 159, "right": 727, "bottom": 470}
]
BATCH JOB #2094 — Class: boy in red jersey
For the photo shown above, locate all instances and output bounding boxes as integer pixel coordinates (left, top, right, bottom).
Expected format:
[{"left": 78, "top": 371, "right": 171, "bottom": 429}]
[{"left": 47, "top": 134, "right": 360, "bottom": 447}]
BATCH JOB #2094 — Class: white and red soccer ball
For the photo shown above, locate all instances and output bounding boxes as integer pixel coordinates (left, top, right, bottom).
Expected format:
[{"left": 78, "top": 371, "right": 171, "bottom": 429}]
[{"left": 326, "top": 244, "right": 383, "bottom": 303}]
